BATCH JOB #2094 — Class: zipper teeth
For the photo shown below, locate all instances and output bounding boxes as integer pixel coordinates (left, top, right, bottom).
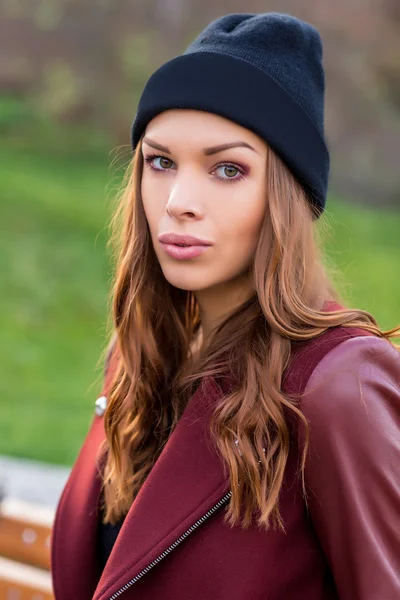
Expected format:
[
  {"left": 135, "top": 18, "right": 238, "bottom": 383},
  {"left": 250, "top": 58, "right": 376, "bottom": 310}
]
[{"left": 108, "top": 490, "right": 232, "bottom": 600}]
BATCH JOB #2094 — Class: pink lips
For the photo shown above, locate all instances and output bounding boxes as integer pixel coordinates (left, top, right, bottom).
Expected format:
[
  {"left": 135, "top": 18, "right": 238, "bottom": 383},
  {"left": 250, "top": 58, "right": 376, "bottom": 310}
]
[
  {"left": 161, "top": 244, "right": 210, "bottom": 259},
  {"left": 158, "top": 232, "right": 213, "bottom": 260}
]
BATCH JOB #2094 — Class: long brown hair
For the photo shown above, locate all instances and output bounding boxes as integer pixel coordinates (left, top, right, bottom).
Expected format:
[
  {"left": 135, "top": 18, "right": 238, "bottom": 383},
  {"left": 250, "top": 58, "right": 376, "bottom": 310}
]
[{"left": 98, "top": 133, "right": 399, "bottom": 532}]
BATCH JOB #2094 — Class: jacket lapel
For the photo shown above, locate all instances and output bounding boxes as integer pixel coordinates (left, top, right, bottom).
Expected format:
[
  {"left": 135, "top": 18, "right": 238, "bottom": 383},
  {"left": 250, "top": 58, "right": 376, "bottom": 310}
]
[
  {"left": 51, "top": 352, "right": 116, "bottom": 600},
  {"left": 51, "top": 412, "right": 106, "bottom": 599},
  {"left": 92, "top": 374, "right": 231, "bottom": 600}
]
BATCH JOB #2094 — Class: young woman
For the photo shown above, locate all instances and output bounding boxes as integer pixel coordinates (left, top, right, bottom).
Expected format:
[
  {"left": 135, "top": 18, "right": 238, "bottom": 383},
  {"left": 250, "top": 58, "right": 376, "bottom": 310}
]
[{"left": 50, "top": 12, "right": 400, "bottom": 600}]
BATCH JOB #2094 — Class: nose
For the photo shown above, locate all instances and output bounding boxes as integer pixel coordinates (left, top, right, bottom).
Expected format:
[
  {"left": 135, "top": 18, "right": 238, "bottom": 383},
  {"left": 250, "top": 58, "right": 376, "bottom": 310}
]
[{"left": 165, "top": 170, "right": 204, "bottom": 220}]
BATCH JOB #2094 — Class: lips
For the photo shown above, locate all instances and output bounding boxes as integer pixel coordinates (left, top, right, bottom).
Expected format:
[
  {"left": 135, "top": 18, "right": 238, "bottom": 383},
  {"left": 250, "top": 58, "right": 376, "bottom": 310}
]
[
  {"left": 158, "top": 233, "right": 212, "bottom": 247},
  {"left": 160, "top": 243, "right": 210, "bottom": 260}
]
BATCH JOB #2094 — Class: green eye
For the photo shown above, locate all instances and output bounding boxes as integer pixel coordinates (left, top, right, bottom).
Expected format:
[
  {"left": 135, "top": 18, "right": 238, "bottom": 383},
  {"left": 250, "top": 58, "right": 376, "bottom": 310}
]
[
  {"left": 144, "top": 154, "right": 175, "bottom": 171},
  {"left": 214, "top": 164, "right": 245, "bottom": 183},
  {"left": 221, "top": 165, "right": 238, "bottom": 178},
  {"left": 159, "top": 157, "right": 173, "bottom": 169}
]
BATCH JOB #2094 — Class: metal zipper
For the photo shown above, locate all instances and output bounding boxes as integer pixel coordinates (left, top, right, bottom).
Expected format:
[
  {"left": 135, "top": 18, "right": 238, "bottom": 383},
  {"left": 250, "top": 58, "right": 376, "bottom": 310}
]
[{"left": 107, "top": 490, "right": 232, "bottom": 600}]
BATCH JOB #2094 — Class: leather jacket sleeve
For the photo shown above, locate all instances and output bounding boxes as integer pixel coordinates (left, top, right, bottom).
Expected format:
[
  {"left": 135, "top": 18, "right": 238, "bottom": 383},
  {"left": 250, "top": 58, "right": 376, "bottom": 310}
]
[{"left": 298, "top": 335, "right": 400, "bottom": 599}]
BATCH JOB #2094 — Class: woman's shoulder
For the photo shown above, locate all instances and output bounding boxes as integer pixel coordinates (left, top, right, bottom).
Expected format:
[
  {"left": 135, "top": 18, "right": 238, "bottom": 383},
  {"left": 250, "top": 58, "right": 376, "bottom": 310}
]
[
  {"left": 283, "top": 318, "right": 376, "bottom": 397},
  {"left": 299, "top": 333, "right": 400, "bottom": 424},
  {"left": 282, "top": 305, "right": 400, "bottom": 452},
  {"left": 283, "top": 298, "right": 398, "bottom": 396}
]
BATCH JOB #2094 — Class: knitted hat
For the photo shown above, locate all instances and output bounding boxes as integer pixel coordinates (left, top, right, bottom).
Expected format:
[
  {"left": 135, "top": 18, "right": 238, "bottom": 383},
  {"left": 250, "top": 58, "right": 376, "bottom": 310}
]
[{"left": 130, "top": 12, "right": 330, "bottom": 216}]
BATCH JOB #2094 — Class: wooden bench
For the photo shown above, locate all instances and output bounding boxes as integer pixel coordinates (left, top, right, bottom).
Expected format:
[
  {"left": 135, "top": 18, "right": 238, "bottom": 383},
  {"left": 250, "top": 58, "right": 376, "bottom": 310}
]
[{"left": 0, "top": 497, "right": 54, "bottom": 599}]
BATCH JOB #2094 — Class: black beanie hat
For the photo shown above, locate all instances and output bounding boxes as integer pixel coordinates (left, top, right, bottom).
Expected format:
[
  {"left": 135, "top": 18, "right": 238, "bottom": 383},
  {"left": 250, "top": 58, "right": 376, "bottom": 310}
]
[{"left": 130, "top": 12, "right": 330, "bottom": 216}]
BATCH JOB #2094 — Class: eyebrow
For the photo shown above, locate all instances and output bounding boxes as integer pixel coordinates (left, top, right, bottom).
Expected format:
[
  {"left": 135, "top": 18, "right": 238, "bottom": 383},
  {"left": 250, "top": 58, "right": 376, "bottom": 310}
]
[{"left": 142, "top": 137, "right": 260, "bottom": 156}]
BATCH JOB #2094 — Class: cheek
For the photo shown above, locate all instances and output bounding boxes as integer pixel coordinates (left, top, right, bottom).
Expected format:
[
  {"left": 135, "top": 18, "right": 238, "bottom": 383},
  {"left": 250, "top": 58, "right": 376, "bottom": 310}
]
[{"left": 220, "top": 194, "right": 266, "bottom": 252}]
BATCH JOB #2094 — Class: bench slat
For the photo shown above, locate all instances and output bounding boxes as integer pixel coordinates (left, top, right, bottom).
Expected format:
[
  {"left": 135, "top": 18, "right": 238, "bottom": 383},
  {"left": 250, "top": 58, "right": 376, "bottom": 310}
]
[
  {"left": 0, "top": 513, "right": 52, "bottom": 570},
  {"left": 0, "top": 556, "right": 53, "bottom": 599},
  {"left": 0, "top": 498, "right": 54, "bottom": 570}
]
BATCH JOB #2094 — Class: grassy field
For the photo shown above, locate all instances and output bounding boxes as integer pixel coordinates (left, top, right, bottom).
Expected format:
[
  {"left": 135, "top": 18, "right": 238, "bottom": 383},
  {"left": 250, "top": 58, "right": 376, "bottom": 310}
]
[
  {"left": 321, "top": 196, "right": 400, "bottom": 328},
  {"left": 1, "top": 109, "right": 399, "bottom": 466},
  {"left": 0, "top": 139, "right": 117, "bottom": 465}
]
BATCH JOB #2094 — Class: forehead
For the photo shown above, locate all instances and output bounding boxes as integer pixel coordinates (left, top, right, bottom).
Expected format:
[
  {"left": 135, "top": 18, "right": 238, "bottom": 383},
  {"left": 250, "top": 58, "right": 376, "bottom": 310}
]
[{"left": 143, "top": 109, "right": 267, "bottom": 154}]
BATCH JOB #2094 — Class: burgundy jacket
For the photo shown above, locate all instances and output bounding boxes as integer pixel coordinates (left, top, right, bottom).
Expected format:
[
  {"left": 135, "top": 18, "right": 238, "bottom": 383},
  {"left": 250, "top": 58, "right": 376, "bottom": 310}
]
[{"left": 50, "top": 303, "right": 400, "bottom": 599}]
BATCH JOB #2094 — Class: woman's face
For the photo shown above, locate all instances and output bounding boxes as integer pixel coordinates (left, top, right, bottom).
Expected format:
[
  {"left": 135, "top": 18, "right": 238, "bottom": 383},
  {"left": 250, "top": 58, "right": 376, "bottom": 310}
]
[{"left": 141, "top": 109, "right": 268, "bottom": 294}]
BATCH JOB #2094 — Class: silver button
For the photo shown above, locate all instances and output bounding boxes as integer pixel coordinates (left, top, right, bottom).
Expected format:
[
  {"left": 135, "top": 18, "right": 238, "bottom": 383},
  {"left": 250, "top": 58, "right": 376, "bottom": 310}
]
[{"left": 95, "top": 395, "right": 107, "bottom": 416}]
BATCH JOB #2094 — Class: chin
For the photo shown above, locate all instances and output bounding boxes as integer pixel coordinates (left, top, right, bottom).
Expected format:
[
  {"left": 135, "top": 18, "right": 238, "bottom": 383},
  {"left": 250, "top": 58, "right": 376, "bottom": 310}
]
[{"left": 160, "top": 266, "right": 213, "bottom": 292}]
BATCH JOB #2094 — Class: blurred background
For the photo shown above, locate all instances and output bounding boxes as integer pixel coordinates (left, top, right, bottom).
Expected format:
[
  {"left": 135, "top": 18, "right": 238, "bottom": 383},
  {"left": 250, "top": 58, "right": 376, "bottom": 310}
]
[{"left": 1, "top": 0, "right": 399, "bottom": 471}]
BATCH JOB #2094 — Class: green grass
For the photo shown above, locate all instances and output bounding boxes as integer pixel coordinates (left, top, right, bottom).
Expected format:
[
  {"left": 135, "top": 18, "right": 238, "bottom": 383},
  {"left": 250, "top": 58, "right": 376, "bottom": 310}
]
[
  {"left": 0, "top": 99, "right": 399, "bottom": 465},
  {"left": 322, "top": 196, "right": 400, "bottom": 329},
  {"left": 0, "top": 143, "right": 122, "bottom": 465}
]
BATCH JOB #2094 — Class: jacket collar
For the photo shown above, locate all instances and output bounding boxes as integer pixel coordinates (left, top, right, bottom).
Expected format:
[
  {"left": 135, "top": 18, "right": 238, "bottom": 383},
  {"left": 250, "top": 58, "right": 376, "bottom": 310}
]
[
  {"left": 53, "top": 371, "right": 231, "bottom": 600},
  {"left": 94, "top": 374, "right": 230, "bottom": 600}
]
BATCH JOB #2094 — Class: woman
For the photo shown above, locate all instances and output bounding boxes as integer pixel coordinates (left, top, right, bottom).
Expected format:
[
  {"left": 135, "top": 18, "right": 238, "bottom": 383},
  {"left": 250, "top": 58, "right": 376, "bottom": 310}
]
[{"left": 50, "top": 12, "right": 400, "bottom": 600}]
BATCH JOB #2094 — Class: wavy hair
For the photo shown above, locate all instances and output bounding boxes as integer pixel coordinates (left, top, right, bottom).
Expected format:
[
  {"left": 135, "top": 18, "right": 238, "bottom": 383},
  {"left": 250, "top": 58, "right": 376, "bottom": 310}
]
[{"left": 97, "top": 133, "right": 400, "bottom": 532}]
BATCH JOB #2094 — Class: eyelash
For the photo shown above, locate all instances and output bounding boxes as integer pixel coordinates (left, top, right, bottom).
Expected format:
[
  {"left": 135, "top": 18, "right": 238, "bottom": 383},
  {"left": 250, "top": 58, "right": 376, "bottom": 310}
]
[{"left": 143, "top": 153, "right": 247, "bottom": 183}]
